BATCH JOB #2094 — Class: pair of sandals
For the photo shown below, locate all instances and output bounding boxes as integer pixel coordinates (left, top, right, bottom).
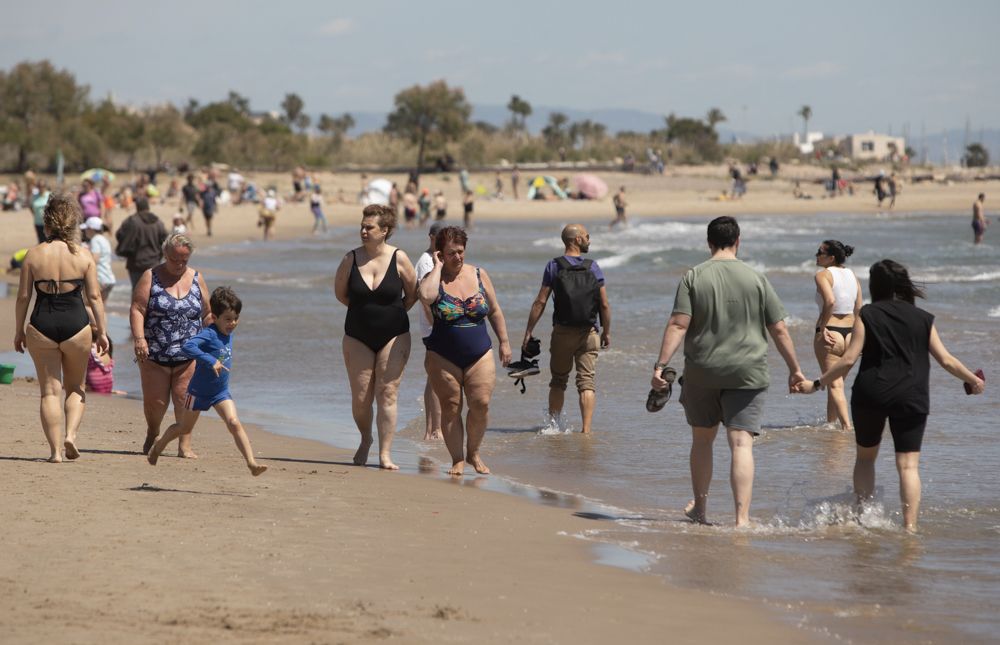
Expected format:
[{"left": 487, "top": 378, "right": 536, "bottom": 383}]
[
  {"left": 508, "top": 336, "right": 542, "bottom": 394},
  {"left": 646, "top": 367, "right": 677, "bottom": 413}
]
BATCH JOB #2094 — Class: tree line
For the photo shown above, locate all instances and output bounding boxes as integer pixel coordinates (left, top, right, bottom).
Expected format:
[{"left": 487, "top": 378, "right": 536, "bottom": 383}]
[{"left": 1, "top": 60, "right": 799, "bottom": 177}]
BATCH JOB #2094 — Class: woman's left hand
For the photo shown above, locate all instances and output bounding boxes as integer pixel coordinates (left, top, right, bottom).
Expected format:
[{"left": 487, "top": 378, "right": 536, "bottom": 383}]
[
  {"left": 498, "top": 340, "right": 512, "bottom": 367},
  {"left": 13, "top": 331, "right": 25, "bottom": 354}
]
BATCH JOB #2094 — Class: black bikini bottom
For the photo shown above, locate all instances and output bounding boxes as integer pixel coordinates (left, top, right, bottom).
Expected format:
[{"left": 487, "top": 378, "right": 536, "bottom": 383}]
[{"left": 825, "top": 326, "right": 853, "bottom": 339}]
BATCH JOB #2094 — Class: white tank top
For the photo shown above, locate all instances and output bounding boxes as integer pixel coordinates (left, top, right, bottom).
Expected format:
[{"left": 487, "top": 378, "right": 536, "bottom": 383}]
[{"left": 815, "top": 267, "right": 858, "bottom": 315}]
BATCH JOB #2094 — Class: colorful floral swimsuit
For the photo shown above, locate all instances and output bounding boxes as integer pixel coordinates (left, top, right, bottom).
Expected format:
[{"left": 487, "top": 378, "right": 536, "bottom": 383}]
[{"left": 425, "top": 268, "right": 491, "bottom": 369}]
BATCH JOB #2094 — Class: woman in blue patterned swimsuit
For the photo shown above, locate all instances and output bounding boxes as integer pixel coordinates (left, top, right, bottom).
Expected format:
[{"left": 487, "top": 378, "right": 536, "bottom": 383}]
[
  {"left": 419, "top": 227, "right": 512, "bottom": 476},
  {"left": 130, "top": 233, "right": 211, "bottom": 457}
]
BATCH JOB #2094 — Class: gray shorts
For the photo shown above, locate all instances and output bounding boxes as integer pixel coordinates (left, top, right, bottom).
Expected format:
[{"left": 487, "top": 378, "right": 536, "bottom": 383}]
[{"left": 679, "top": 380, "right": 767, "bottom": 435}]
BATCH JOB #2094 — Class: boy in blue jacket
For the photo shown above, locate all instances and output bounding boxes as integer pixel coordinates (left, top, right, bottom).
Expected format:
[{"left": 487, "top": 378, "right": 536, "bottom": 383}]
[{"left": 148, "top": 287, "right": 267, "bottom": 476}]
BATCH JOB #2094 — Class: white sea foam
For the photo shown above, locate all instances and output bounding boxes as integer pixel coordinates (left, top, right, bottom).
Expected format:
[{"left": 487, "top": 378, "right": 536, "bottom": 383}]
[
  {"left": 989, "top": 305, "right": 1000, "bottom": 318},
  {"left": 914, "top": 269, "right": 1000, "bottom": 283}
]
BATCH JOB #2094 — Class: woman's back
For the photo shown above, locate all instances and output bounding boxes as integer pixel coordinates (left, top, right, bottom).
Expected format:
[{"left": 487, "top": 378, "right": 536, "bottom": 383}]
[
  {"left": 853, "top": 300, "right": 934, "bottom": 413},
  {"left": 29, "top": 241, "right": 91, "bottom": 290},
  {"left": 828, "top": 267, "right": 858, "bottom": 314}
]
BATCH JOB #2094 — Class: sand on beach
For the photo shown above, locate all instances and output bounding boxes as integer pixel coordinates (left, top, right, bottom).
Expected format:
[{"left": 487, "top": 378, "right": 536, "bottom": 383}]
[{"left": 0, "top": 377, "right": 817, "bottom": 643}]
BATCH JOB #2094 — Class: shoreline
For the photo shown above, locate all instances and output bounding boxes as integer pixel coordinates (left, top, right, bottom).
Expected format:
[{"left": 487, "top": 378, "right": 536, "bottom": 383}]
[
  {"left": 3, "top": 171, "right": 995, "bottom": 282},
  {"left": 0, "top": 377, "right": 818, "bottom": 643}
]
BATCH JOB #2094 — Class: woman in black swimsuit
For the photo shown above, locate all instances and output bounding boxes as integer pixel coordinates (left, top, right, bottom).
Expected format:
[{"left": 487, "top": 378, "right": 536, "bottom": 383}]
[
  {"left": 334, "top": 205, "right": 418, "bottom": 470},
  {"left": 13, "top": 193, "right": 109, "bottom": 462}
]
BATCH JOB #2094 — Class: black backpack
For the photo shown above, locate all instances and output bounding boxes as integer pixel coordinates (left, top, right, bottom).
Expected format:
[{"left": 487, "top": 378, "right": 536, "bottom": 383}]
[{"left": 551, "top": 257, "right": 600, "bottom": 328}]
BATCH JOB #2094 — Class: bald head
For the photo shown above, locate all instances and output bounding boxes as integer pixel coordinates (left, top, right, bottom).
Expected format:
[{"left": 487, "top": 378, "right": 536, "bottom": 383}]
[{"left": 561, "top": 224, "right": 590, "bottom": 253}]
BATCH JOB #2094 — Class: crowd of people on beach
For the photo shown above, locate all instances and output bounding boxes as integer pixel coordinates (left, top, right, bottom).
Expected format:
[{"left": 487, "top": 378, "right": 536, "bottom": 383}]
[{"left": 6, "top": 164, "right": 991, "bottom": 531}]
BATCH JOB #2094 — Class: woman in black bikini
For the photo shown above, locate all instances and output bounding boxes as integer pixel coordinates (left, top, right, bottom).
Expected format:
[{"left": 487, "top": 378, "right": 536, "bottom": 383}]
[
  {"left": 13, "top": 193, "right": 109, "bottom": 462},
  {"left": 334, "top": 205, "right": 418, "bottom": 470},
  {"left": 813, "top": 240, "right": 862, "bottom": 431}
]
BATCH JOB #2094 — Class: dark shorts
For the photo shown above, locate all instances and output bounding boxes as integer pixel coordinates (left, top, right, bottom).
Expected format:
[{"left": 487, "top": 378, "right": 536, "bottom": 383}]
[
  {"left": 404, "top": 207, "right": 416, "bottom": 221},
  {"left": 203, "top": 209, "right": 215, "bottom": 220},
  {"left": 679, "top": 380, "right": 767, "bottom": 435},
  {"left": 852, "top": 406, "right": 926, "bottom": 453},
  {"left": 185, "top": 389, "right": 232, "bottom": 412},
  {"left": 973, "top": 220, "right": 985, "bottom": 235},
  {"left": 435, "top": 209, "right": 446, "bottom": 220}
]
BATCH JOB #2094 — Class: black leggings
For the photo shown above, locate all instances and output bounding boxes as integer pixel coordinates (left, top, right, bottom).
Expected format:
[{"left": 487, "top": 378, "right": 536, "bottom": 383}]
[{"left": 852, "top": 406, "right": 927, "bottom": 453}]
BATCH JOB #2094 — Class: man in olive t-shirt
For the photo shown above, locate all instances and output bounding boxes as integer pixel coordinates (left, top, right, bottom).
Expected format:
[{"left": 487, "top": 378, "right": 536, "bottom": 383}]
[{"left": 651, "top": 216, "right": 805, "bottom": 527}]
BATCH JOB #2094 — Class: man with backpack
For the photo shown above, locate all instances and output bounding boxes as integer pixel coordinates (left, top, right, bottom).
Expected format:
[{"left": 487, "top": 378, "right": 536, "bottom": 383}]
[{"left": 521, "top": 224, "right": 611, "bottom": 433}]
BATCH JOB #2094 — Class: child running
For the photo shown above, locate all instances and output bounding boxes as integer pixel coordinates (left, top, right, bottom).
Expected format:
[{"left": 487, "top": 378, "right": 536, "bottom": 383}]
[{"left": 147, "top": 286, "right": 268, "bottom": 476}]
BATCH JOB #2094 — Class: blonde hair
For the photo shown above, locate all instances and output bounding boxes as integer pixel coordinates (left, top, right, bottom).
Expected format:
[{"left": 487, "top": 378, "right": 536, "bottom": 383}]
[
  {"left": 162, "top": 232, "right": 195, "bottom": 254},
  {"left": 42, "top": 193, "right": 82, "bottom": 253}
]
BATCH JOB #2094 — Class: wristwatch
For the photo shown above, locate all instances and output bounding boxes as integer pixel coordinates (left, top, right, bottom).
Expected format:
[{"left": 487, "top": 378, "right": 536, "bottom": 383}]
[
  {"left": 654, "top": 362, "right": 669, "bottom": 371},
  {"left": 813, "top": 379, "right": 824, "bottom": 391}
]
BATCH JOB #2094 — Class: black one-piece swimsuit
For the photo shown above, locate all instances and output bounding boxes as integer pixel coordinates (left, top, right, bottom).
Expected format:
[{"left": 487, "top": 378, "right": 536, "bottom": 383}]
[
  {"left": 30, "top": 278, "right": 89, "bottom": 343},
  {"left": 344, "top": 250, "right": 409, "bottom": 352}
]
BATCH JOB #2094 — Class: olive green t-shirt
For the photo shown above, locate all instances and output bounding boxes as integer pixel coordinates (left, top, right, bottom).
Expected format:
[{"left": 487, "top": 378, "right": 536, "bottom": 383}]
[{"left": 671, "top": 258, "right": 787, "bottom": 389}]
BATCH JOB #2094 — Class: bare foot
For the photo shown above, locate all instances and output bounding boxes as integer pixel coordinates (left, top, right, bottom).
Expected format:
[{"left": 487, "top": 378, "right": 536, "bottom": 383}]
[
  {"left": 64, "top": 441, "right": 80, "bottom": 460},
  {"left": 379, "top": 458, "right": 400, "bottom": 471},
  {"left": 47, "top": 455, "right": 62, "bottom": 463},
  {"left": 447, "top": 461, "right": 465, "bottom": 476},
  {"left": 466, "top": 455, "right": 490, "bottom": 475},
  {"left": 178, "top": 450, "right": 199, "bottom": 459},
  {"left": 423, "top": 430, "right": 443, "bottom": 441},
  {"left": 249, "top": 463, "right": 268, "bottom": 477},
  {"left": 147, "top": 443, "right": 161, "bottom": 466},
  {"left": 142, "top": 434, "right": 157, "bottom": 455},
  {"left": 353, "top": 436, "right": 373, "bottom": 466},
  {"left": 684, "top": 500, "right": 708, "bottom": 524}
]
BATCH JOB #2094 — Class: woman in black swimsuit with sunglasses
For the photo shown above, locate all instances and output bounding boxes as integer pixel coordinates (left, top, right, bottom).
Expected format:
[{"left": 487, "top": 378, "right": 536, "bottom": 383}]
[
  {"left": 813, "top": 240, "right": 862, "bottom": 431},
  {"left": 13, "top": 193, "right": 109, "bottom": 462}
]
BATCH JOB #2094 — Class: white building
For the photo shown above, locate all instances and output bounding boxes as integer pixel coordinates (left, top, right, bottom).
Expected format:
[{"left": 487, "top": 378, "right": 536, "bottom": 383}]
[
  {"left": 793, "top": 131, "right": 824, "bottom": 154},
  {"left": 838, "top": 132, "right": 906, "bottom": 161}
]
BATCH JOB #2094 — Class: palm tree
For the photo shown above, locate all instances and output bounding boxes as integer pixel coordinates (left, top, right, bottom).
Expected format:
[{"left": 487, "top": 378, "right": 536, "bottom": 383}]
[
  {"left": 797, "top": 105, "right": 812, "bottom": 138},
  {"left": 705, "top": 108, "right": 727, "bottom": 130}
]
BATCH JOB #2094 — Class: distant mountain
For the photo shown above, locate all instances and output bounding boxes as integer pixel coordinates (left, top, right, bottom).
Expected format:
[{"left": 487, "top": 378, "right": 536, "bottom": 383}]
[{"left": 909, "top": 129, "right": 1000, "bottom": 166}]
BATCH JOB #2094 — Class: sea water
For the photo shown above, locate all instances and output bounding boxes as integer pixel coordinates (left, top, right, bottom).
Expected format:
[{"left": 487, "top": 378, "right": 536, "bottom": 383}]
[{"left": 60, "top": 212, "right": 1000, "bottom": 641}]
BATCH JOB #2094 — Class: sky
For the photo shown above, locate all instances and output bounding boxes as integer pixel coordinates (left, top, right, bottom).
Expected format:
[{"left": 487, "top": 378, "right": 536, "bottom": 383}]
[{"left": 3, "top": 0, "right": 999, "bottom": 137}]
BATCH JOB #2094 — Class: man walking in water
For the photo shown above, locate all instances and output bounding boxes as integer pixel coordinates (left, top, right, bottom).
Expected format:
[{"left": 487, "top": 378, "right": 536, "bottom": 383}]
[
  {"left": 650, "top": 216, "right": 805, "bottom": 527},
  {"left": 522, "top": 224, "right": 611, "bottom": 433},
  {"left": 611, "top": 186, "right": 627, "bottom": 228},
  {"left": 972, "top": 193, "right": 988, "bottom": 244}
]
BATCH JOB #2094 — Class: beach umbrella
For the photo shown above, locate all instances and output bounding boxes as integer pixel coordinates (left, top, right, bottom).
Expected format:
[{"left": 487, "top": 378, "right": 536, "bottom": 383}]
[
  {"left": 80, "top": 168, "right": 115, "bottom": 183},
  {"left": 363, "top": 178, "right": 393, "bottom": 206},
  {"left": 573, "top": 173, "right": 608, "bottom": 199}
]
